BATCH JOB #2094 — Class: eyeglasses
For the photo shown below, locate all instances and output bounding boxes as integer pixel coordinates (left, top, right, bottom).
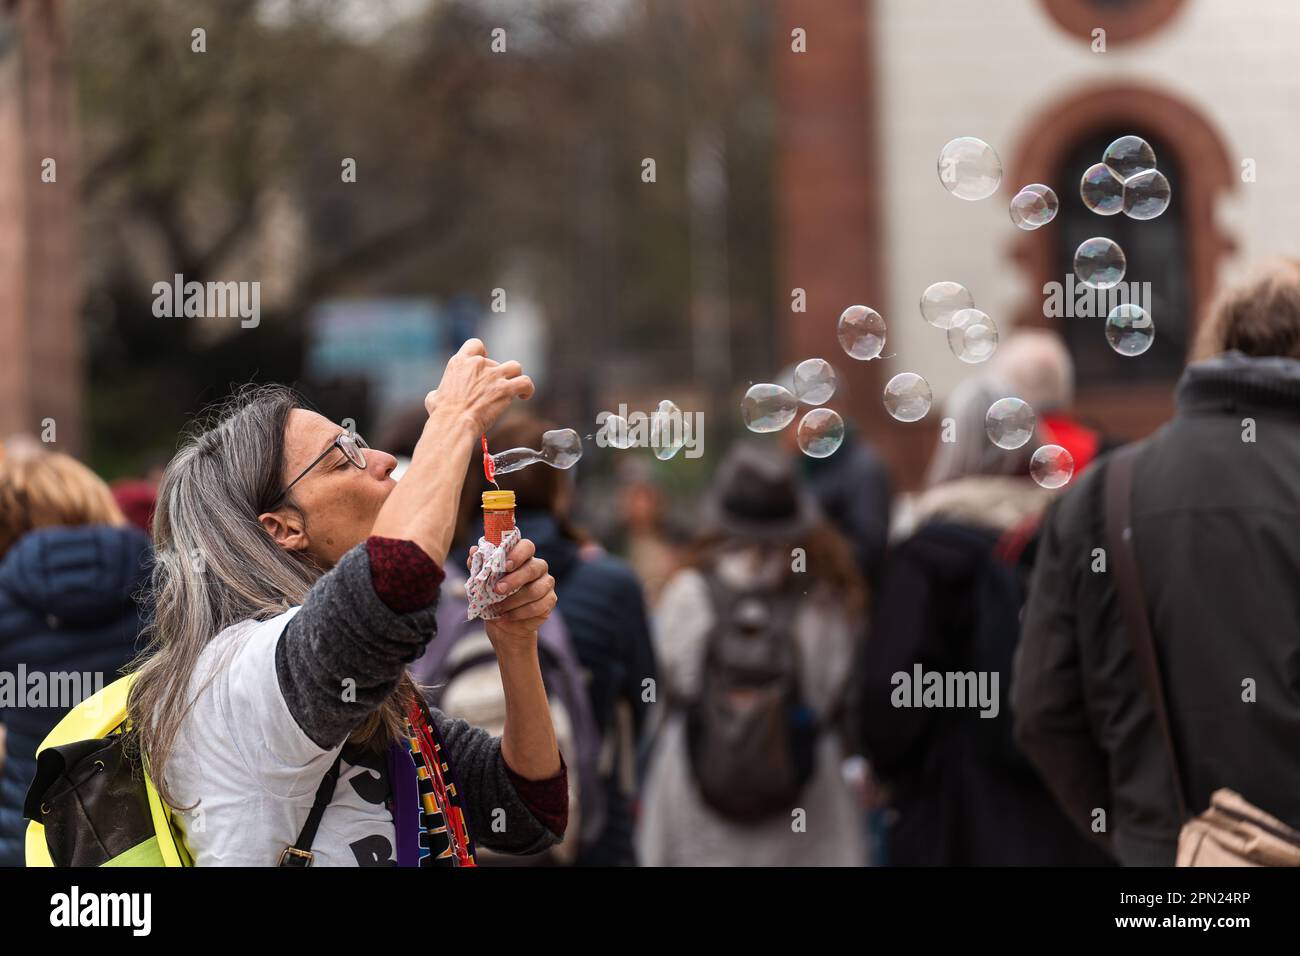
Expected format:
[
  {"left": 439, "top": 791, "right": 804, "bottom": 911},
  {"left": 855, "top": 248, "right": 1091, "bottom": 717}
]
[{"left": 268, "top": 431, "right": 368, "bottom": 509}]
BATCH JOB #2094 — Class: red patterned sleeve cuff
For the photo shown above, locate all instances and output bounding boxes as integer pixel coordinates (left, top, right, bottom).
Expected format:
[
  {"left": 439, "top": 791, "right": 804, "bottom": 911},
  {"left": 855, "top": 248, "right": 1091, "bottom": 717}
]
[
  {"left": 365, "top": 536, "right": 446, "bottom": 613},
  {"left": 504, "top": 753, "right": 570, "bottom": 839}
]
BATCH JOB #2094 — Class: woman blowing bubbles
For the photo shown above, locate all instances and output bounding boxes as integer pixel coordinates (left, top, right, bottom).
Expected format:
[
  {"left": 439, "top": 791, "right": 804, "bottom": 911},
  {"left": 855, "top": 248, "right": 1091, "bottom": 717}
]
[{"left": 127, "top": 340, "right": 567, "bottom": 866}]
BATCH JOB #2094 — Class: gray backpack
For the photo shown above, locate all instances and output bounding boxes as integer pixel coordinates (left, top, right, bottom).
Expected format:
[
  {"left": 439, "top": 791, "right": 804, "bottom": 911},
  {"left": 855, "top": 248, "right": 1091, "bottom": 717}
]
[{"left": 684, "top": 572, "right": 818, "bottom": 823}]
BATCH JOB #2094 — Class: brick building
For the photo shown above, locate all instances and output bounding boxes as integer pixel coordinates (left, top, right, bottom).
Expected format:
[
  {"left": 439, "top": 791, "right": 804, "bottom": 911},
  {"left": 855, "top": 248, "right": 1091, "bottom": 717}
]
[{"left": 0, "top": 0, "right": 81, "bottom": 453}]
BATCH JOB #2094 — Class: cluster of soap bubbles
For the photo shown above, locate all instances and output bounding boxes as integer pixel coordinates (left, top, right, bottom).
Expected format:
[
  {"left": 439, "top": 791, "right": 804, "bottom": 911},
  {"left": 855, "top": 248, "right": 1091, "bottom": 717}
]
[
  {"left": 1080, "top": 135, "right": 1171, "bottom": 221},
  {"left": 741, "top": 358, "right": 845, "bottom": 458},
  {"left": 598, "top": 400, "right": 690, "bottom": 461},
  {"left": 918, "top": 280, "right": 999, "bottom": 365},
  {"left": 1073, "top": 134, "right": 1166, "bottom": 357}
]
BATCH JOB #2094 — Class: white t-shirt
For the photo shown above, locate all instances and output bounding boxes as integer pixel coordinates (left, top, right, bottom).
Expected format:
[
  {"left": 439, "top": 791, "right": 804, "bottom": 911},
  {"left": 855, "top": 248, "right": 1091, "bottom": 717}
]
[{"left": 166, "top": 608, "right": 403, "bottom": 866}]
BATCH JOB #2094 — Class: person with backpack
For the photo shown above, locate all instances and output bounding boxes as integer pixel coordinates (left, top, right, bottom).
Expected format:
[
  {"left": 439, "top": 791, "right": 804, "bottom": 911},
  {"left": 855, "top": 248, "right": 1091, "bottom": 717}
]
[
  {"left": 29, "top": 340, "right": 569, "bottom": 867},
  {"left": 862, "top": 374, "right": 1111, "bottom": 866},
  {"left": 1014, "top": 259, "right": 1300, "bottom": 866},
  {"left": 414, "top": 415, "right": 656, "bottom": 865},
  {"left": 0, "top": 450, "right": 151, "bottom": 867},
  {"left": 635, "top": 443, "right": 867, "bottom": 866}
]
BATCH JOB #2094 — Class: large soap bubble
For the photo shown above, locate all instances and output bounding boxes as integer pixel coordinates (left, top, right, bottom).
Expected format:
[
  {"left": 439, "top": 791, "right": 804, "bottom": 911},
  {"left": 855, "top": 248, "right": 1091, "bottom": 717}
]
[
  {"left": 985, "top": 397, "right": 1036, "bottom": 450},
  {"left": 920, "top": 282, "right": 975, "bottom": 330},
  {"left": 796, "top": 408, "right": 845, "bottom": 459},
  {"left": 947, "top": 308, "right": 999, "bottom": 364},
  {"left": 1074, "top": 237, "right": 1127, "bottom": 289},
  {"left": 1105, "top": 303, "right": 1155, "bottom": 356},
  {"left": 650, "top": 399, "right": 687, "bottom": 460},
  {"left": 837, "top": 305, "right": 886, "bottom": 360},
  {"left": 937, "top": 137, "right": 1002, "bottom": 201},
  {"left": 1030, "top": 444, "right": 1075, "bottom": 489},
  {"left": 883, "top": 372, "right": 933, "bottom": 422},
  {"left": 741, "top": 384, "right": 799, "bottom": 433},
  {"left": 1122, "top": 169, "right": 1171, "bottom": 220},
  {"left": 1080, "top": 162, "right": 1124, "bottom": 216},
  {"left": 1009, "top": 184, "right": 1058, "bottom": 229},
  {"left": 793, "top": 358, "right": 837, "bottom": 405},
  {"left": 1103, "top": 135, "right": 1157, "bottom": 181},
  {"left": 492, "top": 428, "right": 583, "bottom": 476}
]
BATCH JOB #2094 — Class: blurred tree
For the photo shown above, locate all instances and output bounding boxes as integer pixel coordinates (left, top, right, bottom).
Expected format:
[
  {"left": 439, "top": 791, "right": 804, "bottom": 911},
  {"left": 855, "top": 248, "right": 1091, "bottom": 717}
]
[{"left": 73, "top": 0, "right": 775, "bottom": 480}]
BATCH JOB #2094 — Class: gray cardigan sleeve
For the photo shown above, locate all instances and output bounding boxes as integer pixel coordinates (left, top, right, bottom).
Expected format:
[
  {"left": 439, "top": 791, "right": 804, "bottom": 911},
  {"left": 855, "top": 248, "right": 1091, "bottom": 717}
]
[
  {"left": 275, "top": 541, "right": 439, "bottom": 750},
  {"left": 431, "top": 709, "right": 565, "bottom": 855}
]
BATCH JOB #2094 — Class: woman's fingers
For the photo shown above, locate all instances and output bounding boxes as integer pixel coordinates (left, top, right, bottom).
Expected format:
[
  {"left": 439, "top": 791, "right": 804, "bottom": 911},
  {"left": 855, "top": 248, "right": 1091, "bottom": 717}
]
[
  {"left": 494, "top": 573, "right": 555, "bottom": 615},
  {"left": 507, "top": 374, "right": 535, "bottom": 401},
  {"left": 495, "top": 551, "right": 543, "bottom": 595},
  {"left": 498, "top": 589, "right": 559, "bottom": 623},
  {"left": 466, "top": 545, "right": 478, "bottom": 571},
  {"left": 458, "top": 338, "right": 487, "bottom": 358},
  {"left": 500, "top": 538, "right": 536, "bottom": 575}
]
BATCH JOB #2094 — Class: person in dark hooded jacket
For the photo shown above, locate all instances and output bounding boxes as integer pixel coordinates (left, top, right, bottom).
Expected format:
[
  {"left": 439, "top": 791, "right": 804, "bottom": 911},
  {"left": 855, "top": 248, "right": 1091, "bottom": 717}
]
[
  {"left": 1014, "top": 259, "right": 1300, "bottom": 866},
  {"left": 0, "top": 449, "right": 151, "bottom": 866}
]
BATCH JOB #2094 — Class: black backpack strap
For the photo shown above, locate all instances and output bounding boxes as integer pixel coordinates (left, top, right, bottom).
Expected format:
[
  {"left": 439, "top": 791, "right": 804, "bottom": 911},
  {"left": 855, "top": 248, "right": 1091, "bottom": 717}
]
[
  {"left": 1104, "top": 443, "right": 1188, "bottom": 823},
  {"left": 278, "top": 751, "right": 344, "bottom": 867}
]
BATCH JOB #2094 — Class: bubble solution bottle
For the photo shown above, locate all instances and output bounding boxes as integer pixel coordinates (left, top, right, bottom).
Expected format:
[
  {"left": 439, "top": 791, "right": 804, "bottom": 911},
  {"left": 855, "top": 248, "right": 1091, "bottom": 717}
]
[{"left": 481, "top": 489, "right": 516, "bottom": 546}]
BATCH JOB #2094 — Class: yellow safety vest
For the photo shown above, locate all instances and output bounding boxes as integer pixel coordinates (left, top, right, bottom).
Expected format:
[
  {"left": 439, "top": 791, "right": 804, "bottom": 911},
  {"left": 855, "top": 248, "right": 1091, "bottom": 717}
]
[{"left": 25, "top": 674, "right": 192, "bottom": 867}]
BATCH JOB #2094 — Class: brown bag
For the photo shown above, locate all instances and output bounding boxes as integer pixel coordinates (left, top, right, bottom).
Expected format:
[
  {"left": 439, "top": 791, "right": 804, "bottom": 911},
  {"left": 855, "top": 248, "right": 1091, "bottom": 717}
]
[{"left": 1106, "top": 444, "right": 1300, "bottom": 867}]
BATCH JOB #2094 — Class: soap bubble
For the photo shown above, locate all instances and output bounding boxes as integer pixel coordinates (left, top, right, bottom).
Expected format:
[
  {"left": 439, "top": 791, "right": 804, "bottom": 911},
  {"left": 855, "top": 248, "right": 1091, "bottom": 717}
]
[
  {"left": 650, "top": 399, "right": 686, "bottom": 460},
  {"left": 920, "top": 281, "right": 975, "bottom": 329},
  {"left": 1030, "top": 444, "right": 1075, "bottom": 489},
  {"left": 883, "top": 372, "right": 932, "bottom": 422},
  {"left": 937, "top": 136, "right": 1002, "bottom": 201},
  {"left": 741, "top": 384, "right": 799, "bottom": 433},
  {"left": 947, "top": 308, "right": 999, "bottom": 364},
  {"left": 599, "top": 413, "right": 631, "bottom": 449},
  {"left": 1106, "top": 303, "right": 1155, "bottom": 356},
  {"left": 1122, "top": 169, "right": 1171, "bottom": 220},
  {"left": 492, "top": 428, "right": 583, "bottom": 476},
  {"left": 837, "top": 305, "right": 886, "bottom": 360},
  {"left": 1080, "top": 162, "right": 1124, "bottom": 215},
  {"left": 1074, "top": 237, "right": 1127, "bottom": 289},
  {"left": 796, "top": 408, "right": 845, "bottom": 458},
  {"left": 985, "top": 397, "right": 1036, "bottom": 450},
  {"left": 793, "top": 358, "right": 837, "bottom": 405},
  {"left": 1009, "top": 184, "right": 1058, "bottom": 229},
  {"left": 1103, "top": 135, "right": 1157, "bottom": 181}
]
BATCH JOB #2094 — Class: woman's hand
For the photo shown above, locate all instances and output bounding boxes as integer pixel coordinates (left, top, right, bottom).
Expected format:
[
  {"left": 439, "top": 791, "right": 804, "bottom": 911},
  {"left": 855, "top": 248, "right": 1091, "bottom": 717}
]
[
  {"left": 425, "top": 338, "right": 534, "bottom": 436},
  {"left": 468, "top": 538, "right": 558, "bottom": 649},
  {"left": 370, "top": 340, "right": 532, "bottom": 566}
]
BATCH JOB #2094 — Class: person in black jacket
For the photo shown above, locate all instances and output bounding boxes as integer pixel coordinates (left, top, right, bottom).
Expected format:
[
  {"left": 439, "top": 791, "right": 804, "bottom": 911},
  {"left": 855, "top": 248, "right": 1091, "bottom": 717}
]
[
  {"left": 862, "top": 375, "right": 1111, "bottom": 866},
  {"left": 1014, "top": 258, "right": 1300, "bottom": 866},
  {"left": 0, "top": 449, "right": 151, "bottom": 867}
]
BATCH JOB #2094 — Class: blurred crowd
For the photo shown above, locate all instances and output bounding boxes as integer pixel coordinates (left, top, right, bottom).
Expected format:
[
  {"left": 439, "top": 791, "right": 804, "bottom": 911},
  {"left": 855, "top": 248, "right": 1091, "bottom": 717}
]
[{"left": 4, "top": 259, "right": 1300, "bottom": 866}]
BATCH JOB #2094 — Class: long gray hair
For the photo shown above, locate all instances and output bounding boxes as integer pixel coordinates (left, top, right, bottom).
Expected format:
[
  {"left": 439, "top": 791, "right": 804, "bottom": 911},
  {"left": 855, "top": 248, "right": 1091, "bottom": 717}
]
[{"left": 127, "top": 385, "right": 413, "bottom": 806}]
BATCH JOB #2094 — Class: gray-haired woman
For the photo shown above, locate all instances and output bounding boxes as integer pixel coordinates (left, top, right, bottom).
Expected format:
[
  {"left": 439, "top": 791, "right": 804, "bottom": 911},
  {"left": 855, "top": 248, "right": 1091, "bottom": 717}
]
[{"left": 127, "top": 339, "right": 568, "bottom": 866}]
